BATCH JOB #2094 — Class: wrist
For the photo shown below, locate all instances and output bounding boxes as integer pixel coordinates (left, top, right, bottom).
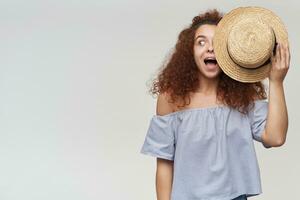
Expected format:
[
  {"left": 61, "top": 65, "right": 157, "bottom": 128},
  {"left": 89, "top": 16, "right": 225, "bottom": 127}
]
[{"left": 269, "top": 79, "right": 284, "bottom": 86}]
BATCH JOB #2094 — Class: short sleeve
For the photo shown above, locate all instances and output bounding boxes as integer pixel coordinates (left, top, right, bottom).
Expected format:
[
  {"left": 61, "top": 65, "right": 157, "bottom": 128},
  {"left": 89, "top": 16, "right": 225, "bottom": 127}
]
[
  {"left": 248, "top": 100, "right": 271, "bottom": 148},
  {"left": 140, "top": 114, "right": 176, "bottom": 160}
]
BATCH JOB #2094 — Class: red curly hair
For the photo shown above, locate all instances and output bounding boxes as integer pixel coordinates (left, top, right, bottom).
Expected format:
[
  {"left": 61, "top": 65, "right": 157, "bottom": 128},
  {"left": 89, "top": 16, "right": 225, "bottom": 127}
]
[{"left": 149, "top": 9, "right": 267, "bottom": 114}]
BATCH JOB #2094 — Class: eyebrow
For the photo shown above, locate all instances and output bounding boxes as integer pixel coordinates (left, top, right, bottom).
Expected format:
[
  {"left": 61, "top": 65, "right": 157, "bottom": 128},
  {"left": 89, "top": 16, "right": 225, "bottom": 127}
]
[{"left": 195, "top": 35, "right": 207, "bottom": 40}]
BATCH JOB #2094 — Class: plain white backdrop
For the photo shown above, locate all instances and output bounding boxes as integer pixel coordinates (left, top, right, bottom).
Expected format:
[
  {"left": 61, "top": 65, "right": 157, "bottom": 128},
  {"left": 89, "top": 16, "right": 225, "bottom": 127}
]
[{"left": 0, "top": 0, "right": 299, "bottom": 199}]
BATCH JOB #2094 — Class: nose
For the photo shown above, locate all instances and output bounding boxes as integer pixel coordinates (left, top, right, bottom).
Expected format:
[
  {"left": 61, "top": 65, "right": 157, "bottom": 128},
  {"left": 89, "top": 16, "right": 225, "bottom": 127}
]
[{"left": 208, "top": 42, "right": 214, "bottom": 53}]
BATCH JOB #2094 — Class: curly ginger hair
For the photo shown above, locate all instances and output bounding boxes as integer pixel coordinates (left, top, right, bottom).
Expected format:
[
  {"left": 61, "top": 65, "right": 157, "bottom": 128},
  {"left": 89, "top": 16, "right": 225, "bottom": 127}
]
[{"left": 149, "top": 9, "right": 267, "bottom": 114}]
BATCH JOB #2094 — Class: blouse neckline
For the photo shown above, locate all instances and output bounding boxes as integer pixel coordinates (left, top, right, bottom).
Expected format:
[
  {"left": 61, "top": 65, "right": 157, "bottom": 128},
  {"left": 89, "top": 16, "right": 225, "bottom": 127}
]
[
  {"left": 154, "top": 99, "right": 268, "bottom": 117},
  {"left": 155, "top": 104, "right": 227, "bottom": 117}
]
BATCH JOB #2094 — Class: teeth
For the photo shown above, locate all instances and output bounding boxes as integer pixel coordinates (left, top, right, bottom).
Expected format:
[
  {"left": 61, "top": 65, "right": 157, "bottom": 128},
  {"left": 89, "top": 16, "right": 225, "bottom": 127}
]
[{"left": 205, "top": 58, "right": 216, "bottom": 61}]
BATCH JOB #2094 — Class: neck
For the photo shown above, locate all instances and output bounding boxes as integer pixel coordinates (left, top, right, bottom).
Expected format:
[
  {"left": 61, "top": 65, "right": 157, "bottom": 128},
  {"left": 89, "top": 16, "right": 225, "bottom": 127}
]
[{"left": 195, "top": 75, "right": 219, "bottom": 95}]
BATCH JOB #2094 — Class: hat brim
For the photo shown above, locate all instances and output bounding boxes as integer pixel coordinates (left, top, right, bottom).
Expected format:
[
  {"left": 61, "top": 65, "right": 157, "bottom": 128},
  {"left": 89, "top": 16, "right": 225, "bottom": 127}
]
[{"left": 213, "top": 6, "right": 288, "bottom": 83}]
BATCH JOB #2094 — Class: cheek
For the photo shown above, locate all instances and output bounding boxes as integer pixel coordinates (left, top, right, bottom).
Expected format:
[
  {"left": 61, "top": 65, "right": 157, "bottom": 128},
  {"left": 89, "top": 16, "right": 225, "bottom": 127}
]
[
  {"left": 194, "top": 48, "right": 204, "bottom": 67},
  {"left": 193, "top": 46, "right": 197, "bottom": 56},
  {"left": 194, "top": 45, "right": 205, "bottom": 57}
]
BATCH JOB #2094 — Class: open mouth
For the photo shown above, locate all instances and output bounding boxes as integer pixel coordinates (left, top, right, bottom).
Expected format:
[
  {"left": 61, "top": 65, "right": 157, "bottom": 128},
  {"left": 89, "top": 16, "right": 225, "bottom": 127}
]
[{"left": 204, "top": 58, "right": 218, "bottom": 65}]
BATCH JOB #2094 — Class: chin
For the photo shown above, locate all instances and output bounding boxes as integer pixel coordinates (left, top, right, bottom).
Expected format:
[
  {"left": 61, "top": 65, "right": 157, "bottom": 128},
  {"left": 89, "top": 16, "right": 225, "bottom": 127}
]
[
  {"left": 206, "top": 74, "right": 220, "bottom": 79},
  {"left": 199, "top": 70, "right": 222, "bottom": 79}
]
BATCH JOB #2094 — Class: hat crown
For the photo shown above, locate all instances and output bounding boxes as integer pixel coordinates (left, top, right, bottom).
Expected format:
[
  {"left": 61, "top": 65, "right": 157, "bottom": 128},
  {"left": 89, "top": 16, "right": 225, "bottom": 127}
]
[
  {"left": 227, "top": 18, "right": 275, "bottom": 69},
  {"left": 213, "top": 6, "right": 288, "bottom": 83}
]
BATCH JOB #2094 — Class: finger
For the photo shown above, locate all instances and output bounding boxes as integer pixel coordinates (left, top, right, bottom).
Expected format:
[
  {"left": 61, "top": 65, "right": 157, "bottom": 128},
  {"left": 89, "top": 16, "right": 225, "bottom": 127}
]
[
  {"left": 280, "top": 43, "right": 286, "bottom": 68},
  {"left": 284, "top": 43, "right": 288, "bottom": 68},
  {"left": 276, "top": 43, "right": 281, "bottom": 62},
  {"left": 271, "top": 44, "right": 278, "bottom": 65},
  {"left": 271, "top": 56, "right": 276, "bottom": 72},
  {"left": 286, "top": 43, "right": 290, "bottom": 68},
  {"left": 273, "top": 43, "right": 279, "bottom": 65}
]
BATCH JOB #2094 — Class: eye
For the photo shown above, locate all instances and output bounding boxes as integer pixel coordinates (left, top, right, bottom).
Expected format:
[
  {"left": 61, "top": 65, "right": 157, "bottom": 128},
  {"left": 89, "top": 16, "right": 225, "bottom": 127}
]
[{"left": 198, "top": 40, "right": 206, "bottom": 46}]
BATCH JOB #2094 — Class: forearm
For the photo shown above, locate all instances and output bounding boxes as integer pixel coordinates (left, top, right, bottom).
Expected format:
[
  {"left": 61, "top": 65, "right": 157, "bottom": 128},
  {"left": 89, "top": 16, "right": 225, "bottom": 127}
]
[
  {"left": 156, "top": 158, "right": 174, "bottom": 200},
  {"left": 265, "top": 81, "right": 288, "bottom": 145}
]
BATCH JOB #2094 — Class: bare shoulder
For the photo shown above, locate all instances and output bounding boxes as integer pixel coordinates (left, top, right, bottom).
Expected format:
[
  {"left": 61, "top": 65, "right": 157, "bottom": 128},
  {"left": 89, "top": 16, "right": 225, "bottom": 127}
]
[{"left": 156, "top": 92, "right": 176, "bottom": 116}]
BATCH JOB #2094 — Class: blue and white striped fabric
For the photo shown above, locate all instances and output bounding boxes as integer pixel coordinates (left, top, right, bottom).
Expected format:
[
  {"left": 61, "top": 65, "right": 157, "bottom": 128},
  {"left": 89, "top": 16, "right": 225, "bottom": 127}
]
[{"left": 141, "top": 100, "right": 269, "bottom": 200}]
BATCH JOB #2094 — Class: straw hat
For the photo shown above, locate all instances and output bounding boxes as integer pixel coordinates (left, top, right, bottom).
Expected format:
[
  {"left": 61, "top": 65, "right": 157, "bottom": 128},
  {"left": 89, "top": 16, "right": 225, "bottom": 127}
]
[{"left": 213, "top": 6, "right": 288, "bottom": 83}]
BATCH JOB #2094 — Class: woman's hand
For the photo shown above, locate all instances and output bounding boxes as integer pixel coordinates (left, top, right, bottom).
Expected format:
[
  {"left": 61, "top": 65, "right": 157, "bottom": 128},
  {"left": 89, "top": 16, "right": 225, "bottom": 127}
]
[
  {"left": 269, "top": 42, "right": 290, "bottom": 83},
  {"left": 264, "top": 42, "right": 290, "bottom": 147}
]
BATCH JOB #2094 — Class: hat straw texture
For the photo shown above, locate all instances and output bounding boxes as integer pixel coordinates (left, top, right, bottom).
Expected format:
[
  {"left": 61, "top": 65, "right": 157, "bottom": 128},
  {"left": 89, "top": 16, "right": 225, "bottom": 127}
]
[{"left": 213, "top": 6, "right": 288, "bottom": 82}]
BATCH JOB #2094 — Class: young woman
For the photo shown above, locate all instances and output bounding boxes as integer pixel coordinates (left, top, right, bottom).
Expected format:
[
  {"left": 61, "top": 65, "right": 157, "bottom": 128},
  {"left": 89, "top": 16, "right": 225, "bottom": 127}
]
[{"left": 141, "top": 9, "right": 289, "bottom": 200}]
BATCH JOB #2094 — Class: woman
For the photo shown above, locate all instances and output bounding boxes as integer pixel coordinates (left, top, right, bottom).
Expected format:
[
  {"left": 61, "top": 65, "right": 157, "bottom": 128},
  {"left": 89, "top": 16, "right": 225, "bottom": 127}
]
[{"left": 141, "top": 9, "right": 289, "bottom": 200}]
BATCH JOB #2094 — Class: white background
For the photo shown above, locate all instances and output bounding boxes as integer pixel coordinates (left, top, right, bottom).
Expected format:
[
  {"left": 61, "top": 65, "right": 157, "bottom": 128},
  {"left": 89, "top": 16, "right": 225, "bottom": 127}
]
[{"left": 0, "top": 0, "right": 299, "bottom": 199}]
